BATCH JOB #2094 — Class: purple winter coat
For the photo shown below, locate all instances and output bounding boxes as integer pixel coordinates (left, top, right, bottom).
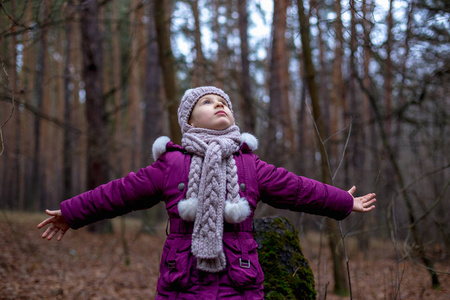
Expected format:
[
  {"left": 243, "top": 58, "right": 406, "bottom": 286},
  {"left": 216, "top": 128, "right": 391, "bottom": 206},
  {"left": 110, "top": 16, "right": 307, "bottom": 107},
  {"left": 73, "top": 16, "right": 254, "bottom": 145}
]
[{"left": 60, "top": 139, "right": 353, "bottom": 299}]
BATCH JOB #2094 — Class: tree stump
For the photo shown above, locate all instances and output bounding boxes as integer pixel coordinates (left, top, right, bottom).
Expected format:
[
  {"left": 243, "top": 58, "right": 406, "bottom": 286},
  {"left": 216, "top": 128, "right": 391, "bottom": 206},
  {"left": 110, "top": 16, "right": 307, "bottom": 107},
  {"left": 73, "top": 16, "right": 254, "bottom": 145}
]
[{"left": 253, "top": 216, "right": 316, "bottom": 300}]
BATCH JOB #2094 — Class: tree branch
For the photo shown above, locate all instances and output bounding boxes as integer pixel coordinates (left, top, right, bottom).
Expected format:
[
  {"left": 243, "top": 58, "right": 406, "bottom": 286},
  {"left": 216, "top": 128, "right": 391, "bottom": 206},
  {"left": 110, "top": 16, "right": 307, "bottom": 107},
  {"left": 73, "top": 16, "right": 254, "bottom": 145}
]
[{"left": 0, "top": 94, "right": 82, "bottom": 134}]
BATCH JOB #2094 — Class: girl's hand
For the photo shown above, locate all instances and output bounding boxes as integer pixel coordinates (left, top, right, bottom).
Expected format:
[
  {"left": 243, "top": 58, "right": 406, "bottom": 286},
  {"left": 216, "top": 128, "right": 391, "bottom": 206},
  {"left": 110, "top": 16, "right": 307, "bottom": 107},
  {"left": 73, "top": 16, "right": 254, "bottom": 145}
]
[
  {"left": 37, "top": 209, "right": 70, "bottom": 241},
  {"left": 348, "top": 186, "right": 376, "bottom": 213}
]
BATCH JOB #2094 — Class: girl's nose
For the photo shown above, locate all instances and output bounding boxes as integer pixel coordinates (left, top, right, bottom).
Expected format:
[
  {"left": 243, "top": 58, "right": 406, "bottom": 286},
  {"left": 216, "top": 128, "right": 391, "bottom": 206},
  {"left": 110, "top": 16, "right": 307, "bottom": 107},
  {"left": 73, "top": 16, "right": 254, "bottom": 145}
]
[{"left": 215, "top": 101, "right": 224, "bottom": 108}]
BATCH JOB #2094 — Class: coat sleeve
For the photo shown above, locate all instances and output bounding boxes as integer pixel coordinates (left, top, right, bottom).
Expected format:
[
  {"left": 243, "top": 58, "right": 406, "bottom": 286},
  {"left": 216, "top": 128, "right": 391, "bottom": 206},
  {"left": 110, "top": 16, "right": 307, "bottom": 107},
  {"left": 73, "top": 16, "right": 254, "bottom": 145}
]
[
  {"left": 60, "top": 157, "right": 167, "bottom": 229},
  {"left": 255, "top": 155, "right": 353, "bottom": 220}
]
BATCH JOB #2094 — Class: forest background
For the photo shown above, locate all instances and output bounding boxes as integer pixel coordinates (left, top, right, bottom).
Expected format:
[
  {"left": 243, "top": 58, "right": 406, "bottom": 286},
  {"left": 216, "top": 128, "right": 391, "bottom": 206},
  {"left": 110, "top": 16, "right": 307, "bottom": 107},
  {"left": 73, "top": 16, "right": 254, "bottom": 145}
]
[{"left": 0, "top": 0, "right": 449, "bottom": 299}]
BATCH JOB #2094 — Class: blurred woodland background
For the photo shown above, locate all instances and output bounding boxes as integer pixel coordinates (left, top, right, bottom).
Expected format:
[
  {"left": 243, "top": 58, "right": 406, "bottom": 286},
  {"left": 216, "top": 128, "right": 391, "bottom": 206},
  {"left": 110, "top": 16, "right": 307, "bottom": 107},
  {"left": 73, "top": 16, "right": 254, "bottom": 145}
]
[{"left": 0, "top": 0, "right": 449, "bottom": 298}]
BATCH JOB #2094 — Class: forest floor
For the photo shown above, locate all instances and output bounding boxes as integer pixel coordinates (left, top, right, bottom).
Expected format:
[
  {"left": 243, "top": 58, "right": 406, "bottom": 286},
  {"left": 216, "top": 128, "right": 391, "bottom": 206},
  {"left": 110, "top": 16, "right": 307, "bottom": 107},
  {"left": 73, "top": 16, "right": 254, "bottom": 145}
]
[{"left": 1, "top": 211, "right": 449, "bottom": 300}]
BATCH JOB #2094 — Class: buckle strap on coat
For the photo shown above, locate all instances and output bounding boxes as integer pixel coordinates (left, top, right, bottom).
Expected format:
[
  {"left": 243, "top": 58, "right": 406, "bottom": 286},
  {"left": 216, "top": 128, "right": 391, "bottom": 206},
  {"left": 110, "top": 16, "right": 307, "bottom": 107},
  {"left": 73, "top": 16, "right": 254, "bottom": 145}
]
[
  {"left": 237, "top": 235, "right": 251, "bottom": 269},
  {"left": 166, "top": 238, "right": 181, "bottom": 269}
]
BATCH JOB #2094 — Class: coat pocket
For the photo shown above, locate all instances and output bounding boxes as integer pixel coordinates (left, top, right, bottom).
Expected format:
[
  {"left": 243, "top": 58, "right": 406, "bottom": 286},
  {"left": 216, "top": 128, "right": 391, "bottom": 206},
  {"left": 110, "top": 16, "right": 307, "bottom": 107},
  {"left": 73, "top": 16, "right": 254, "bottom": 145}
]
[
  {"left": 159, "top": 236, "right": 197, "bottom": 290},
  {"left": 224, "top": 234, "right": 264, "bottom": 288}
]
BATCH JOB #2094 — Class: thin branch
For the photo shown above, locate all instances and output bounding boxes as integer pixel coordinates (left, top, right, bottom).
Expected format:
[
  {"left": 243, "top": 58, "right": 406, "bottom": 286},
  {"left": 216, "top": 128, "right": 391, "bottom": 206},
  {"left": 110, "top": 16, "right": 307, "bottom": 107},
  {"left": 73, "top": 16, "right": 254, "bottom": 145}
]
[
  {"left": 305, "top": 92, "right": 355, "bottom": 298},
  {"left": 388, "top": 193, "right": 403, "bottom": 299},
  {"left": 338, "top": 221, "right": 353, "bottom": 299},
  {"left": 332, "top": 121, "right": 353, "bottom": 182},
  {"left": 402, "top": 163, "right": 450, "bottom": 193},
  {"left": 304, "top": 99, "right": 333, "bottom": 182},
  {"left": 0, "top": 95, "right": 82, "bottom": 134},
  {"left": 408, "top": 178, "right": 450, "bottom": 229}
]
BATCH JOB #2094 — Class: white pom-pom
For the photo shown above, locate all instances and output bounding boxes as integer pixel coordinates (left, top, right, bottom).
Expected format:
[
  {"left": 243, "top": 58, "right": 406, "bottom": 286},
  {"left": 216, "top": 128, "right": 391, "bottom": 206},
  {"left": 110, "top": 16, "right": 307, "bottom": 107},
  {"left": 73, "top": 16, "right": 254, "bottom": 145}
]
[
  {"left": 224, "top": 198, "right": 251, "bottom": 223},
  {"left": 241, "top": 133, "right": 258, "bottom": 150},
  {"left": 152, "top": 136, "right": 171, "bottom": 161},
  {"left": 178, "top": 198, "right": 198, "bottom": 222}
]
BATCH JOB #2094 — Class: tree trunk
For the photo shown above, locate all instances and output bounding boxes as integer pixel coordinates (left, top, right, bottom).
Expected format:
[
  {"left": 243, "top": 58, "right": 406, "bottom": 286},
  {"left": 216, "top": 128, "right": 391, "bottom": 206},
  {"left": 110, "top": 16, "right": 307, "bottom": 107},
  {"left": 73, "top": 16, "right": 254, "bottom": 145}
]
[
  {"left": 142, "top": 0, "right": 163, "bottom": 166},
  {"left": 80, "top": 0, "right": 112, "bottom": 234},
  {"left": 296, "top": 0, "right": 349, "bottom": 296},
  {"left": 190, "top": 0, "right": 206, "bottom": 87},
  {"left": 71, "top": 5, "right": 85, "bottom": 197},
  {"left": 154, "top": 0, "right": 181, "bottom": 144},
  {"left": 237, "top": 0, "right": 255, "bottom": 133},
  {"left": 63, "top": 0, "right": 75, "bottom": 200},
  {"left": 31, "top": 0, "right": 49, "bottom": 211},
  {"left": 127, "top": 0, "right": 144, "bottom": 171},
  {"left": 313, "top": 1, "right": 330, "bottom": 139},
  {"left": 18, "top": 1, "right": 35, "bottom": 210},
  {"left": 268, "top": 0, "right": 293, "bottom": 164},
  {"left": 212, "top": 1, "right": 227, "bottom": 89},
  {"left": 394, "top": 1, "right": 414, "bottom": 154},
  {"left": 141, "top": 0, "right": 166, "bottom": 233},
  {"left": 11, "top": 0, "right": 19, "bottom": 209},
  {"left": 111, "top": 0, "right": 124, "bottom": 178},
  {"left": 1, "top": 0, "right": 18, "bottom": 209},
  {"left": 385, "top": 0, "right": 394, "bottom": 138},
  {"left": 330, "top": 0, "right": 344, "bottom": 170}
]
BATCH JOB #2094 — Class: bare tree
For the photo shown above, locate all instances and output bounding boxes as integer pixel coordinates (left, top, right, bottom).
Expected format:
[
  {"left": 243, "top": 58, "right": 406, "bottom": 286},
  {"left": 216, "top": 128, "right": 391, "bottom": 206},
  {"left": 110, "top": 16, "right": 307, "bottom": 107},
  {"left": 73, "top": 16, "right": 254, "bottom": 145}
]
[
  {"left": 237, "top": 0, "right": 256, "bottom": 133},
  {"left": 189, "top": 0, "right": 207, "bottom": 86},
  {"left": 154, "top": 0, "right": 181, "bottom": 144},
  {"left": 80, "top": 0, "right": 112, "bottom": 234},
  {"left": 127, "top": 0, "right": 144, "bottom": 171},
  {"left": 297, "top": 0, "right": 349, "bottom": 296},
  {"left": 63, "top": 0, "right": 75, "bottom": 200},
  {"left": 267, "top": 0, "right": 294, "bottom": 164},
  {"left": 141, "top": 0, "right": 166, "bottom": 233}
]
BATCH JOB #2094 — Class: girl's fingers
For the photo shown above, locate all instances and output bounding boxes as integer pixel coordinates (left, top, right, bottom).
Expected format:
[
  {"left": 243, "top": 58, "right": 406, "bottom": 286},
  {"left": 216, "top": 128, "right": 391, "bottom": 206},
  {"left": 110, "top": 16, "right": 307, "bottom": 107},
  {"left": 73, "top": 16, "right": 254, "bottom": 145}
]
[
  {"left": 361, "top": 193, "right": 376, "bottom": 202},
  {"left": 37, "top": 217, "right": 52, "bottom": 229},
  {"left": 57, "top": 231, "right": 66, "bottom": 241},
  {"left": 366, "top": 199, "right": 376, "bottom": 207},
  {"left": 47, "top": 228, "right": 57, "bottom": 240},
  {"left": 348, "top": 186, "right": 356, "bottom": 195},
  {"left": 41, "top": 227, "right": 50, "bottom": 239},
  {"left": 46, "top": 209, "right": 58, "bottom": 215},
  {"left": 42, "top": 225, "right": 56, "bottom": 239}
]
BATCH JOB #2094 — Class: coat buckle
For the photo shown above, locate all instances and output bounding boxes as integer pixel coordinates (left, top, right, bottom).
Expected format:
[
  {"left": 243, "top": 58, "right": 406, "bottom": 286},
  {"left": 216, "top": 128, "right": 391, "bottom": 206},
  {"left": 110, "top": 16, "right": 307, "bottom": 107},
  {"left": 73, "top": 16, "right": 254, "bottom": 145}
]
[
  {"left": 239, "top": 258, "right": 251, "bottom": 269},
  {"left": 167, "top": 260, "right": 176, "bottom": 269}
]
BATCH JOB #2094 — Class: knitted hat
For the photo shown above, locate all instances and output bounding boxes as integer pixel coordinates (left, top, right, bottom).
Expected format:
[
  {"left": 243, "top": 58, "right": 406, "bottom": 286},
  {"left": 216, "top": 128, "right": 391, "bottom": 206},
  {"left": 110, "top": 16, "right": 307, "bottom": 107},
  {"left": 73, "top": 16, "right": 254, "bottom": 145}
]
[{"left": 178, "top": 86, "right": 233, "bottom": 134}]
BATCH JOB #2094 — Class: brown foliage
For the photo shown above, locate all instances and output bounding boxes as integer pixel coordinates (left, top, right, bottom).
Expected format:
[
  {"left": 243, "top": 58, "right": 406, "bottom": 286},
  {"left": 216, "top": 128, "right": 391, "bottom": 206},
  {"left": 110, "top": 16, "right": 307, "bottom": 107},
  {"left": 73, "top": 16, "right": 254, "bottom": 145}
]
[
  {"left": 0, "top": 212, "right": 164, "bottom": 300},
  {"left": 1, "top": 212, "right": 449, "bottom": 300}
]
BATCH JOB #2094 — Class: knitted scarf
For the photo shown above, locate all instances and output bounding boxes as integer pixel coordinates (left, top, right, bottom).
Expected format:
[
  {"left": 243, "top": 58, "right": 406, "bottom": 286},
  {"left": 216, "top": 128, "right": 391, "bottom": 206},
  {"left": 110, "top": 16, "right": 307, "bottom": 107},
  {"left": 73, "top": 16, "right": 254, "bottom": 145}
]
[{"left": 179, "top": 125, "right": 247, "bottom": 272}]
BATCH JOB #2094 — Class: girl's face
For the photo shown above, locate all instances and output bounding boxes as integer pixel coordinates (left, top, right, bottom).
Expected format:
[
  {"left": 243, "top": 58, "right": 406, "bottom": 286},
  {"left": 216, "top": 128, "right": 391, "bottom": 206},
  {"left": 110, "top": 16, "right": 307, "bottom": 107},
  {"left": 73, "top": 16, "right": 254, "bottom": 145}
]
[{"left": 189, "top": 94, "right": 234, "bottom": 130}]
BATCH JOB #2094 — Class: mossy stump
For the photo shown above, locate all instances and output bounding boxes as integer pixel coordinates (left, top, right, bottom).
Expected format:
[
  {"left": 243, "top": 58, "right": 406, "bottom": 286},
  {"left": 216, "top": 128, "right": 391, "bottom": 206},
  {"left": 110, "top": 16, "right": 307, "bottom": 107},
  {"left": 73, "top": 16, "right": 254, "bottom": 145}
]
[{"left": 253, "top": 216, "right": 316, "bottom": 300}]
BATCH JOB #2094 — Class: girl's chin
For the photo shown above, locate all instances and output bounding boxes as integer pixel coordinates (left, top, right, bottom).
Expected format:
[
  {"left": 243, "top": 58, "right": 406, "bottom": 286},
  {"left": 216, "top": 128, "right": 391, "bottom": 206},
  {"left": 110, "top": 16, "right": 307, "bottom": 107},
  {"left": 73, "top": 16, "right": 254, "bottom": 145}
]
[{"left": 209, "top": 123, "right": 233, "bottom": 131}]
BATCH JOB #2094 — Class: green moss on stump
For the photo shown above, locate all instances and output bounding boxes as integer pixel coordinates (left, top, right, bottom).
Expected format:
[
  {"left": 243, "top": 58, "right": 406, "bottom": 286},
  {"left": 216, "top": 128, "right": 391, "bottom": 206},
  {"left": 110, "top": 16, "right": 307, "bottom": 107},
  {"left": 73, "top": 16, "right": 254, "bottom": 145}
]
[{"left": 253, "top": 217, "right": 316, "bottom": 300}]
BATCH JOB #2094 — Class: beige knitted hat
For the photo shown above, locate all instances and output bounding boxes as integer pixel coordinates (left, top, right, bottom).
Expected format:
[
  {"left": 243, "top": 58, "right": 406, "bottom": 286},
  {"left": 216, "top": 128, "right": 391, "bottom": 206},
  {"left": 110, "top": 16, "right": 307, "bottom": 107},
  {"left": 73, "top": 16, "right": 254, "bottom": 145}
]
[{"left": 177, "top": 86, "right": 233, "bottom": 134}]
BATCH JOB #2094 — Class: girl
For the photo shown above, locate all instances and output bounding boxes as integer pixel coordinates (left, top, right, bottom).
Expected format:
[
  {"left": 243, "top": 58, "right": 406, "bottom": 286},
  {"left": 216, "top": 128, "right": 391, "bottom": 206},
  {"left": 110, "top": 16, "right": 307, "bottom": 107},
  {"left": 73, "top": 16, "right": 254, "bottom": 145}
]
[{"left": 38, "top": 86, "right": 376, "bottom": 299}]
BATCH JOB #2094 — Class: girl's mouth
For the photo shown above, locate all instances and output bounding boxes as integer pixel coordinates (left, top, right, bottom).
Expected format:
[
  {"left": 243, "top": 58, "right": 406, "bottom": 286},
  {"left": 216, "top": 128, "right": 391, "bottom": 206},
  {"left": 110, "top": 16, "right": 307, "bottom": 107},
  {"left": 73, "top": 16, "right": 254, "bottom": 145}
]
[{"left": 215, "top": 111, "right": 227, "bottom": 116}]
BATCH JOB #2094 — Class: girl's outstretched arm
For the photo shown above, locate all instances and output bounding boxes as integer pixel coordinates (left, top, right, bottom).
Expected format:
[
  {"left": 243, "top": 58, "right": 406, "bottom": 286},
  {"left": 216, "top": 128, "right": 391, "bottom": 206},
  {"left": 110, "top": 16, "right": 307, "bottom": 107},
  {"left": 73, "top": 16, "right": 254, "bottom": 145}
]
[
  {"left": 348, "top": 186, "right": 376, "bottom": 213},
  {"left": 37, "top": 209, "right": 70, "bottom": 241}
]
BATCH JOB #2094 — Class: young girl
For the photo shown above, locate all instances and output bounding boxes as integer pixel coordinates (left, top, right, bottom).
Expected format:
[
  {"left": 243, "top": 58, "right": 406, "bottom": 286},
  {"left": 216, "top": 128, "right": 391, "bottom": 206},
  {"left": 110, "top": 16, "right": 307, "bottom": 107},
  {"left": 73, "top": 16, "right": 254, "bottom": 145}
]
[{"left": 38, "top": 86, "right": 376, "bottom": 299}]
